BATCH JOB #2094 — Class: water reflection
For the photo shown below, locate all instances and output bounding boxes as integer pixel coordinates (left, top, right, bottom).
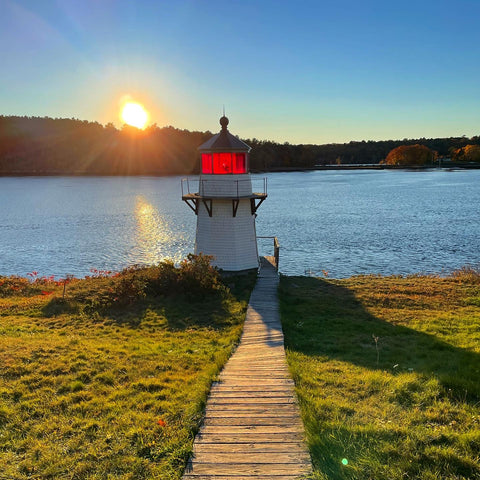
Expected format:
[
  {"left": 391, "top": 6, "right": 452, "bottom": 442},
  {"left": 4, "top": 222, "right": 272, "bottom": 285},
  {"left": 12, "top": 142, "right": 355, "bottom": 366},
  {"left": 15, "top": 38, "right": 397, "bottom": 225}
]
[{"left": 132, "top": 196, "right": 184, "bottom": 266}]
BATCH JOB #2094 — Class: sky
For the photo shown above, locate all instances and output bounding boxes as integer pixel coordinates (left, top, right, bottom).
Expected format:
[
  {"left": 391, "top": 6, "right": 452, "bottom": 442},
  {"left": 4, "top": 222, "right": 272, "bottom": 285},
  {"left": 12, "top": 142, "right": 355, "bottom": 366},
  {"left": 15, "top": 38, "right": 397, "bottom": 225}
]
[{"left": 1, "top": 0, "right": 479, "bottom": 144}]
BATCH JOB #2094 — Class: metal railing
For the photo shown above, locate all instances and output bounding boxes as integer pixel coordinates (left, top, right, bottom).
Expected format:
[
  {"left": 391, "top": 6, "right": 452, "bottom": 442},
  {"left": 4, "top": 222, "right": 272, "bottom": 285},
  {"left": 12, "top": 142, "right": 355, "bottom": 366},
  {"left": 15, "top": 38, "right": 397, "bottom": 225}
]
[
  {"left": 257, "top": 236, "right": 280, "bottom": 270},
  {"left": 181, "top": 177, "right": 267, "bottom": 198},
  {"left": 181, "top": 177, "right": 192, "bottom": 196}
]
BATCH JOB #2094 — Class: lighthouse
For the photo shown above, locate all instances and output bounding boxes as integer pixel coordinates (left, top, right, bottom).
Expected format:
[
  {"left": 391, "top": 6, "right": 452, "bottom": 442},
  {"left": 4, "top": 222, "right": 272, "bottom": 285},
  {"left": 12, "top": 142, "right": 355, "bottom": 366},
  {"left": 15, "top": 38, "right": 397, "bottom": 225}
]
[{"left": 182, "top": 116, "right": 267, "bottom": 271}]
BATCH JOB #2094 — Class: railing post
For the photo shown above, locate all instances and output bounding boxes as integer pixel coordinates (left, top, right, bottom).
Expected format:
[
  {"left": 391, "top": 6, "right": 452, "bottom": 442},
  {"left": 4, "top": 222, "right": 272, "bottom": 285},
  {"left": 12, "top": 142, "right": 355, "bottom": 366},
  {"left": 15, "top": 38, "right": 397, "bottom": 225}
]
[
  {"left": 256, "top": 235, "right": 279, "bottom": 271},
  {"left": 274, "top": 237, "right": 279, "bottom": 271}
]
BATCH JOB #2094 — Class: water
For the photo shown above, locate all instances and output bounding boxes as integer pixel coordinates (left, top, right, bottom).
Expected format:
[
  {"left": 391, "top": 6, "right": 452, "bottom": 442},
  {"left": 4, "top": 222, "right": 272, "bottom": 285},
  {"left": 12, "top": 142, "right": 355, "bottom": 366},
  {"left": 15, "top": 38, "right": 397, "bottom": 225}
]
[
  {"left": 257, "top": 169, "right": 480, "bottom": 277},
  {"left": 0, "top": 170, "right": 479, "bottom": 278}
]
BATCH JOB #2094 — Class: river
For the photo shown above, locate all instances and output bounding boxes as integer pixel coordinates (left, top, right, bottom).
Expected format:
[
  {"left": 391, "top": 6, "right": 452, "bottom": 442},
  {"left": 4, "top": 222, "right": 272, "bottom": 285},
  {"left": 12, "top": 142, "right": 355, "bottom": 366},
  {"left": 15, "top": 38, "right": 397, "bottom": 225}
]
[{"left": 0, "top": 169, "right": 479, "bottom": 278}]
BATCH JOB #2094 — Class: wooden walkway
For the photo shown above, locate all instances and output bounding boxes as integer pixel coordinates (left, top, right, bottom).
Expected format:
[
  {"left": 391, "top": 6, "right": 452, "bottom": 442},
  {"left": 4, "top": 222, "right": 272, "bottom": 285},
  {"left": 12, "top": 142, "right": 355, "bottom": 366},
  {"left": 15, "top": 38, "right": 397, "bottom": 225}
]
[{"left": 183, "top": 257, "right": 312, "bottom": 480}]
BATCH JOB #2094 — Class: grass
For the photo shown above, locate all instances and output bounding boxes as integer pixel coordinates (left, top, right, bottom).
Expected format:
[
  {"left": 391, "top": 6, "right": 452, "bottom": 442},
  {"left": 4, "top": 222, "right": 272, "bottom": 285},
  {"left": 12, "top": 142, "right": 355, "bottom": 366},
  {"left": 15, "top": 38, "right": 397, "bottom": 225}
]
[
  {"left": 280, "top": 270, "right": 480, "bottom": 480},
  {"left": 0, "top": 259, "right": 256, "bottom": 479}
]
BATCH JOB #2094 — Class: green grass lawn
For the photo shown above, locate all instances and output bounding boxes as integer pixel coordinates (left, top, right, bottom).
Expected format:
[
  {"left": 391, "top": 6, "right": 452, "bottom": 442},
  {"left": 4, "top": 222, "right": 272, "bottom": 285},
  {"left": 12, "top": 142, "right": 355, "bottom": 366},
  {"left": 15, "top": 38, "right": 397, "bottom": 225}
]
[
  {"left": 280, "top": 271, "right": 480, "bottom": 480},
  {"left": 0, "top": 261, "right": 255, "bottom": 479}
]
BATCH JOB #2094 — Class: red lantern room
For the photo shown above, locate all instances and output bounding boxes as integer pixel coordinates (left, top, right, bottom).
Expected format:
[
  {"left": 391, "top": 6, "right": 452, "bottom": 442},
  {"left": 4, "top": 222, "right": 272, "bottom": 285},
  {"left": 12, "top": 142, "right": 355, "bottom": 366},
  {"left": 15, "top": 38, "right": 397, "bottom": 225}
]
[{"left": 198, "top": 116, "right": 250, "bottom": 174}]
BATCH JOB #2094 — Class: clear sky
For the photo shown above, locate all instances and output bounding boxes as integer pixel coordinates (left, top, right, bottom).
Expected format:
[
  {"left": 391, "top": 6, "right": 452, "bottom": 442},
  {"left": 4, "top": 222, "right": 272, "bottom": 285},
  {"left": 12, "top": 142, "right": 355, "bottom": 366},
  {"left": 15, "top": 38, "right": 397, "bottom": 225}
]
[{"left": 1, "top": 0, "right": 479, "bottom": 144}]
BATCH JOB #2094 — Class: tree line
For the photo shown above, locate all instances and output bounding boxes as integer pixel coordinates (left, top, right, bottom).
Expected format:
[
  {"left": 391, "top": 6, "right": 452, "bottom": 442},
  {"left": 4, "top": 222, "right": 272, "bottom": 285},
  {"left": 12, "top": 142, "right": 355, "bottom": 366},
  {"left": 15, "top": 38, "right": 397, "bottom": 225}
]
[{"left": 0, "top": 115, "right": 479, "bottom": 175}]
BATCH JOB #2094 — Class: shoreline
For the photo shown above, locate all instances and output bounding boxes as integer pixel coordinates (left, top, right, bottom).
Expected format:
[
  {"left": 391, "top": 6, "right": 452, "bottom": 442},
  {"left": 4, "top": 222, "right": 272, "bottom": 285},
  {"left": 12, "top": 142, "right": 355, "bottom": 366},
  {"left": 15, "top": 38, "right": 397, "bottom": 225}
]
[{"left": 1, "top": 163, "right": 479, "bottom": 177}]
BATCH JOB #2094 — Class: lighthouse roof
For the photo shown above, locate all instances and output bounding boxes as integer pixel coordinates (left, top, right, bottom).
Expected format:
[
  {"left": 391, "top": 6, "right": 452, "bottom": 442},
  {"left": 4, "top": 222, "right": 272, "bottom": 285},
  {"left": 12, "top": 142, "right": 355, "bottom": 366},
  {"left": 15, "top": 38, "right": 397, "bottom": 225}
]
[{"left": 198, "top": 116, "right": 251, "bottom": 153}]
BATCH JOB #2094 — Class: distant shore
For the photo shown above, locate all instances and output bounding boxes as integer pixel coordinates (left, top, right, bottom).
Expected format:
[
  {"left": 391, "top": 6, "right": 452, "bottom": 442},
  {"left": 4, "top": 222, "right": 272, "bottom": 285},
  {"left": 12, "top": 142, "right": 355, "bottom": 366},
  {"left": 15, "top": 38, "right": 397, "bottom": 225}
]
[
  {"left": 254, "top": 163, "right": 480, "bottom": 173},
  {"left": 1, "top": 163, "right": 479, "bottom": 177}
]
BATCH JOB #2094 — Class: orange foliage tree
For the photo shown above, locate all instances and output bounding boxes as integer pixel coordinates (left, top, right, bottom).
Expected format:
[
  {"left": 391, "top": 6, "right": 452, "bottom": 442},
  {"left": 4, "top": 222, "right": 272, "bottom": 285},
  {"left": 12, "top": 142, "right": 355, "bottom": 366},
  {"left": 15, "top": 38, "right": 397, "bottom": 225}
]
[
  {"left": 451, "top": 144, "right": 480, "bottom": 163},
  {"left": 383, "top": 144, "right": 436, "bottom": 166}
]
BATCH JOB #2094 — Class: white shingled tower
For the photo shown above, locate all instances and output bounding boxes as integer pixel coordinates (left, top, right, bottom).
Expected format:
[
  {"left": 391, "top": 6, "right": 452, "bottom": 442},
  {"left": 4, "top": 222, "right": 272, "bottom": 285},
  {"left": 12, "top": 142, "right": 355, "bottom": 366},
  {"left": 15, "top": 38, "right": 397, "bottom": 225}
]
[{"left": 182, "top": 115, "right": 267, "bottom": 271}]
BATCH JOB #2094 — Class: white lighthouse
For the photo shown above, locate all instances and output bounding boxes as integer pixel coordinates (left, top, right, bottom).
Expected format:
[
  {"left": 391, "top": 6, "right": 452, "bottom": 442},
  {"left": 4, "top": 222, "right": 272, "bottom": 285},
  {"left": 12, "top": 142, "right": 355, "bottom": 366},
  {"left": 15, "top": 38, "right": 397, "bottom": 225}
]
[{"left": 182, "top": 116, "right": 267, "bottom": 271}]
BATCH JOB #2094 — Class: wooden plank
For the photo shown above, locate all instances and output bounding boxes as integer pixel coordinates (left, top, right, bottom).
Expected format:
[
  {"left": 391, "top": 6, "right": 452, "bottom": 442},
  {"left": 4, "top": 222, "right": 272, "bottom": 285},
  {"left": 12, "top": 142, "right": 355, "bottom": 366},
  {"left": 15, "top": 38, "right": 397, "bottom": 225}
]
[
  {"left": 232, "top": 346, "right": 285, "bottom": 352},
  {"left": 185, "top": 463, "right": 311, "bottom": 475},
  {"left": 208, "top": 392, "right": 293, "bottom": 400},
  {"left": 215, "top": 380, "right": 295, "bottom": 386},
  {"left": 209, "top": 392, "right": 294, "bottom": 397},
  {"left": 205, "top": 407, "right": 300, "bottom": 416},
  {"left": 220, "top": 368, "right": 291, "bottom": 374},
  {"left": 210, "top": 386, "right": 294, "bottom": 393},
  {"left": 239, "top": 334, "right": 283, "bottom": 338},
  {"left": 183, "top": 476, "right": 301, "bottom": 480},
  {"left": 193, "top": 442, "right": 308, "bottom": 454},
  {"left": 188, "top": 452, "right": 310, "bottom": 464},
  {"left": 202, "top": 416, "right": 304, "bottom": 426},
  {"left": 209, "top": 395, "right": 296, "bottom": 405},
  {"left": 204, "top": 408, "right": 298, "bottom": 423},
  {"left": 199, "top": 425, "right": 304, "bottom": 435},
  {"left": 222, "top": 364, "right": 289, "bottom": 368},
  {"left": 210, "top": 385, "right": 294, "bottom": 391},
  {"left": 218, "top": 376, "right": 291, "bottom": 379},
  {"left": 220, "top": 372, "right": 291, "bottom": 377},
  {"left": 224, "top": 356, "right": 288, "bottom": 362},
  {"left": 194, "top": 433, "right": 304, "bottom": 443},
  {"left": 205, "top": 409, "right": 300, "bottom": 417},
  {"left": 209, "top": 391, "right": 293, "bottom": 397}
]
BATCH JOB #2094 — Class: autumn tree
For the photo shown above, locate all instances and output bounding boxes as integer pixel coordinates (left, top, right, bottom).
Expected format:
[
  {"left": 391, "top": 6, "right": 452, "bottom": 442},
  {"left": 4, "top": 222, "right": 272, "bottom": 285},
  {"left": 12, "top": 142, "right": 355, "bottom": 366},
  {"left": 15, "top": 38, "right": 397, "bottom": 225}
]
[
  {"left": 383, "top": 144, "right": 435, "bottom": 166},
  {"left": 451, "top": 144, "right": 480, "bottom": 163}
]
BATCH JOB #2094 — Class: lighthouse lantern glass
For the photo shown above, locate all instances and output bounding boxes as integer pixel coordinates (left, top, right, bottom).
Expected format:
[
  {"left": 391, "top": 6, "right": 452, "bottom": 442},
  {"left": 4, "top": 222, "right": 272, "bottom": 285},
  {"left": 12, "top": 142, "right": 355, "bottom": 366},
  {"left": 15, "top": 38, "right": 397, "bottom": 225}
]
[
  {"left": 201, "top": 154, "right": 213, "bottom": 173},
  {"left": 233, "top": 153, "right": 246, "bottom": 173},
  {"left": 201, "top": 153, "right": 247, "bottom": 174},
  {"left": 213, "top": 153, "right": 232, "bottom": 174}
]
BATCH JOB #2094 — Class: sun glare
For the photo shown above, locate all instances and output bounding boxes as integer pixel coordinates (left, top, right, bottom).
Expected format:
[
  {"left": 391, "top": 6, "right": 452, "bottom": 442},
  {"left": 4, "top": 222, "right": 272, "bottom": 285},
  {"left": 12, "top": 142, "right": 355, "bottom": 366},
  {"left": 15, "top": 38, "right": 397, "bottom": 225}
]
[{"left": 121, "top": 102, "right": 149, "bottom": 129}]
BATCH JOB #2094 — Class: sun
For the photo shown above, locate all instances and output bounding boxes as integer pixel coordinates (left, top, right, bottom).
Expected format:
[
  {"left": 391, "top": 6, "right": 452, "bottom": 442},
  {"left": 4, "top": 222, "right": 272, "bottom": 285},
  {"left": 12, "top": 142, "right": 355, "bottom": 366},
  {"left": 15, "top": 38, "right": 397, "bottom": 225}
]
[{"left": 121, "top": 102, "right": 149, "bottom": 129}]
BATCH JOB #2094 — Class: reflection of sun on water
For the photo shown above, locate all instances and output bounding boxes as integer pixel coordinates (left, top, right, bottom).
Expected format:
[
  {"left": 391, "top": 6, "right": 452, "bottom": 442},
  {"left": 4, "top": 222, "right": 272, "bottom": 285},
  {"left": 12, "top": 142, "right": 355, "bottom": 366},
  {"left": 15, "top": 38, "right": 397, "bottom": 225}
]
[{"left": 133, "top": 196, "right": 184, "bottom": 265}]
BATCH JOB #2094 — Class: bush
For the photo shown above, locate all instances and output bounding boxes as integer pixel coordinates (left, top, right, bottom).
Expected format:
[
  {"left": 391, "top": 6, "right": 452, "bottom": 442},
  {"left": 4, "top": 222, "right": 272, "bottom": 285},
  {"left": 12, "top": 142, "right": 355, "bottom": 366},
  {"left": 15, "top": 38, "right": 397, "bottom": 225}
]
[
  {"left": 0, "top": 276, "right": 48, "bottom": 297},
  {"left": 451, "top": 265, "right": 480, "bottom": 284},
  {"left": 56, "top": 254, "right": 224, "bottom": 313},
  {"left": 177, "top": 253, "right": 221, "bottom": 297},
  {"left": 113, "top": 267, "right": 147, "bottom": 306},
  {"left": 142, "top": 260, "right": 179, "bottom": 296}
]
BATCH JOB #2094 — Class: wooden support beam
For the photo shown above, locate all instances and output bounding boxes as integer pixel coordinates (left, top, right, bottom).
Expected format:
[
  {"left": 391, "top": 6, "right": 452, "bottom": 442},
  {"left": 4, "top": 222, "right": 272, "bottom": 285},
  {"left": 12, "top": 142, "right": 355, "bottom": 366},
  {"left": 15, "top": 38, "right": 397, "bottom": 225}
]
[
  {"left": 250, "top": 197, "right": 266, "bottom": 215},
  {"left": 202, "top": 199, "right": 213, "bottom": 217},
  {"left": 232, "top": 199, "right": 239, "bottom": 217},
  {"left": 182, "top": 198, "right": 198, "bottom": 215}
]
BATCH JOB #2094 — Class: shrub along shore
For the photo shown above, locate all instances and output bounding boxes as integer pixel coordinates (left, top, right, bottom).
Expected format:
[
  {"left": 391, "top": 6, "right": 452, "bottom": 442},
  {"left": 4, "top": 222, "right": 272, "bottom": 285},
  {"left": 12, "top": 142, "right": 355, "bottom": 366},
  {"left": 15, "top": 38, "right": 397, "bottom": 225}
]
[{"left": 1, "top": 260, "right": 479, "bottom": 479}]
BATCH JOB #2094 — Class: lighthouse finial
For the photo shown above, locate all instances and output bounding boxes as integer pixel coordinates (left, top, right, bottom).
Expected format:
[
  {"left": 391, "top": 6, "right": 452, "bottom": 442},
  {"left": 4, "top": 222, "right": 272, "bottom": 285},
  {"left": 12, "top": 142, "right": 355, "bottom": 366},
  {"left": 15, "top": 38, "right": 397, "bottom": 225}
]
[{"left": 220, "top": 106, "right": 229, "bottom": 131}]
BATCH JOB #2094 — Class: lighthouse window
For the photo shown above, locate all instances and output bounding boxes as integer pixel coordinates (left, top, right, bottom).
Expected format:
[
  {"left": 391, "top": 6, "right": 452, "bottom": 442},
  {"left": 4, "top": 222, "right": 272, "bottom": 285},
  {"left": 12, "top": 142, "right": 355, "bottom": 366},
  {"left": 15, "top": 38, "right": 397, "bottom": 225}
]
[
  {"left": 201, "top": 154, "right": 213, "bottom": 173},
  {"left": 233, "top": 153, "right": 246, "bottom": 174}
]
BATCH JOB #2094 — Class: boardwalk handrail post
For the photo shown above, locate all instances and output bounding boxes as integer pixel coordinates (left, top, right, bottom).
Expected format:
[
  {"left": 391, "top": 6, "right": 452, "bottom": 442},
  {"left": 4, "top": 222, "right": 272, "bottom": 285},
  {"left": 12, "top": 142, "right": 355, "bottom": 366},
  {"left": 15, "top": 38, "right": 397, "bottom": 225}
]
[
  {"left": 274, "top": 236, "right": 280, "bottom": 271},
  {"left": 256, "top": 235, "right": 280, "bottom": 271}
]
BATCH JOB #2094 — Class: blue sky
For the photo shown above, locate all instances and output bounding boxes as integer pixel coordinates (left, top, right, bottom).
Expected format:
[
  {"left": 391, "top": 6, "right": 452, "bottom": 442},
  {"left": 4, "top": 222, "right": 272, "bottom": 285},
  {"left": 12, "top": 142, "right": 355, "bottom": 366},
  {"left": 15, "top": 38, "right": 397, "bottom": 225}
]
[{"left": 1, "top": 0, "right": 479, "bottom": 144}]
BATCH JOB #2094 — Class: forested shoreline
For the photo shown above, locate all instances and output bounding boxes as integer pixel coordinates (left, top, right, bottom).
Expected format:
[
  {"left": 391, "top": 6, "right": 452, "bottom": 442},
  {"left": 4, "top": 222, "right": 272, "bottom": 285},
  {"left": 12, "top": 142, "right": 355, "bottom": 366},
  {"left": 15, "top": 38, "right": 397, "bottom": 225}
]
[{"left": 1, "top": 115, "right": 479, "bottom": 175}]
